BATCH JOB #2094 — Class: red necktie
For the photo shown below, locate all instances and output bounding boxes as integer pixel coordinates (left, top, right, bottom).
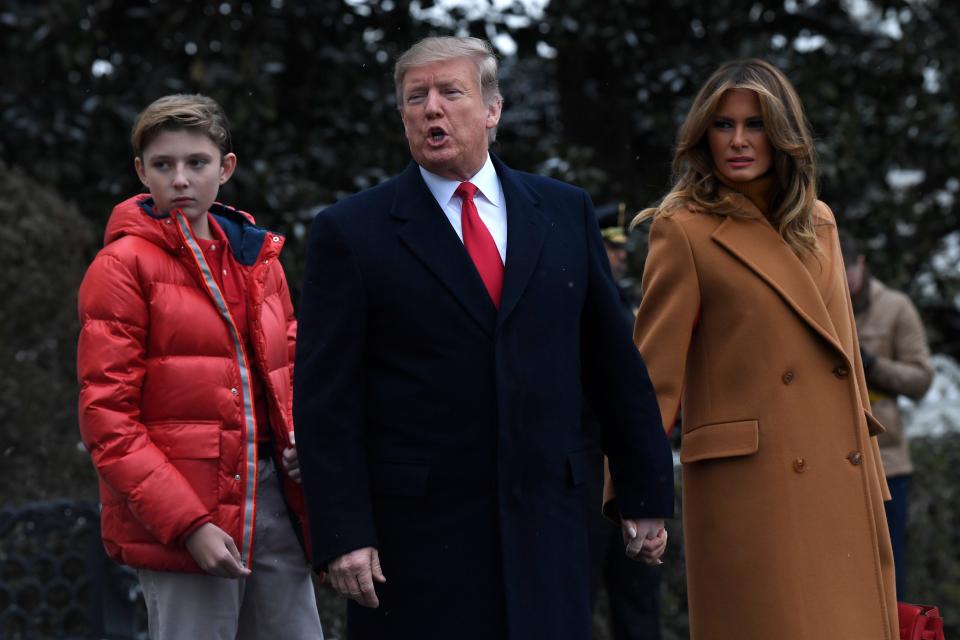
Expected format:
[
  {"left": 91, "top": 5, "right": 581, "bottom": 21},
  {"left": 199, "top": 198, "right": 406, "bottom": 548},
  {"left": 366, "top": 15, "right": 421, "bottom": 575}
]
[{"left": 456, "top": 181, "right": 504, "bottom": 308}]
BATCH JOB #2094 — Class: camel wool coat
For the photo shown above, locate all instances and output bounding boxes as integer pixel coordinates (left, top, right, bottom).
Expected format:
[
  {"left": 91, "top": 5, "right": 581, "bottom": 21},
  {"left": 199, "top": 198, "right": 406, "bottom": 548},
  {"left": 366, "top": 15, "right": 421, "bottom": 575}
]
[{"left": 605, "top": 194, "right": 897, "bottom": 640}]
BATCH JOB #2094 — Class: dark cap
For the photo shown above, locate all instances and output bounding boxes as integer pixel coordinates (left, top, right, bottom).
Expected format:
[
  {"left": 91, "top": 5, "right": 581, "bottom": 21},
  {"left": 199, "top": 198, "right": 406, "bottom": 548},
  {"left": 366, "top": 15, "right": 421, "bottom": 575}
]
[{"left": 596, "top": 202, "right": 628, "bottom": 246}]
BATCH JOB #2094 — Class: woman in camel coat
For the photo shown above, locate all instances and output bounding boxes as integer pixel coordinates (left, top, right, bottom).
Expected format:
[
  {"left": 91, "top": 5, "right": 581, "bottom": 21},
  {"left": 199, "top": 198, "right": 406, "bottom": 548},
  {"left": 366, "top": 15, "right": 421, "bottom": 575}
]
[{"left": 605, "top": 59, "right": 897, "bottom": 639}]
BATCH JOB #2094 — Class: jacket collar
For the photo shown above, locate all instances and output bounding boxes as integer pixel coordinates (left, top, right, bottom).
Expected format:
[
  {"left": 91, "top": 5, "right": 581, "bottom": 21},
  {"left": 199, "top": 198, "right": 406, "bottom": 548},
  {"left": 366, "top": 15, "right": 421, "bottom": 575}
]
[
  {"left": 417, "top": 153, "right": 503, "bottom": 212},
  {"left": 493, "top": 153, "right": 547, "bottom": 329},
  {"left": 391, "top": 154, "right": 546, "bottom": 336},
  {"left": 710, "top": 208, "right": 846, "bottom": 358},
  {"left": 208, "top": 204, "right": 282, "bottom": 266},
  {"left": 104, "top": 194, "right": 282, "bottom": 265}
]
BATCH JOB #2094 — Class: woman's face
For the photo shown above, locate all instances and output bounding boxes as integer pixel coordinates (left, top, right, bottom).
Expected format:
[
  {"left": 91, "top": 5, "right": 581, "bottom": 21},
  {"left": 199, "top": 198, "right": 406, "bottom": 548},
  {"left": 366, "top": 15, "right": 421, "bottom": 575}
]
[{"left": 707, "top": 89, "right": 773, "bottom": 183}]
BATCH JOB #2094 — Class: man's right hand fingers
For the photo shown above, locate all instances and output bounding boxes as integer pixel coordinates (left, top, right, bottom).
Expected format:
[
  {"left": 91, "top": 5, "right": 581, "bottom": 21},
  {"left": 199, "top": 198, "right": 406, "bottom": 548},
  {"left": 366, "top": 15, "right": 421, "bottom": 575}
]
[
  {"left": 329, "top": 547, "right": 383, "bottom": 607},
  {"left": 328, "top": 547, "right": 385, "bottom": 606},
  {"left": 329, "top": 568, "right": 378, "bottom": 608},
  {"left": 371, "top": 548, "right": 386, "bottom": 583},
  {"left": 355, "top": 570, "right": 380, "bottom": 608}
]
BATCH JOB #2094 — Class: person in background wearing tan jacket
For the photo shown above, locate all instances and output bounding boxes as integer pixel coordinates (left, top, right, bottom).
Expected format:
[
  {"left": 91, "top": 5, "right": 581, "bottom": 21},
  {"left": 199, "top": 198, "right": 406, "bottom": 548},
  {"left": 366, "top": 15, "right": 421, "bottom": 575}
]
[
  {"left": 604, "top": 59, "right": 898, "bottom": 640},
  {"left": 840, "top": 230, "right": 933, "bottom": 599}
]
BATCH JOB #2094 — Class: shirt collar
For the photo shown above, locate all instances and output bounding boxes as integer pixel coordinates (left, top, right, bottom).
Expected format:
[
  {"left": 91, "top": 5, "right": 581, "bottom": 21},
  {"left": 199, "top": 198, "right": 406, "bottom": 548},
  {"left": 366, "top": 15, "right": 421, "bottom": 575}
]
[
  {"left": 203, "top": 214, "right": 230, "bottom": 248},
  {"left": 418, "top": 154, "right": 501, "bottom": 208},
  {"left": 194, "top": 214, "right": 226, "bottom": 249}
]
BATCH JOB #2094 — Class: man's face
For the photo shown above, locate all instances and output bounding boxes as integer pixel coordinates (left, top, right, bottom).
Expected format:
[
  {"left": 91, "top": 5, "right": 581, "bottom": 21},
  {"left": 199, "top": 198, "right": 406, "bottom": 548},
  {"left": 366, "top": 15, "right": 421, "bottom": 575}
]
[
  {"left": 845, "top": 255, "right": 866, "bottom": 295},
  {"left": 134, "top": 129, "right": 235, "bottom": 224},
  {"left": 605, "top": 241, "right": 628, "bottom": 281},
  {"left": 400, "top": 57, "right": 502, "bottom": 181}
]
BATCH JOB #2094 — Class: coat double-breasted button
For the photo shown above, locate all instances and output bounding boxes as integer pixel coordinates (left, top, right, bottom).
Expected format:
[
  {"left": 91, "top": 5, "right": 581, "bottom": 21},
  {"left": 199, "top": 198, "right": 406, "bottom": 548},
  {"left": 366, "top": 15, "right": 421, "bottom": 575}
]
[
  {"left": 833, "top": 365, "right": 850, "bottom": 378},
  {"left": 792, "top": 457, "right": 806, "bottom": 473},
  {"left": 847, "top": 451, "right": 862, "bottom": 465},
  {"left": 782, "top": 371, "right": 795, "bottom": 385},
  {"left": 230, "top": 387, "right": 239, "bottom": 395}
]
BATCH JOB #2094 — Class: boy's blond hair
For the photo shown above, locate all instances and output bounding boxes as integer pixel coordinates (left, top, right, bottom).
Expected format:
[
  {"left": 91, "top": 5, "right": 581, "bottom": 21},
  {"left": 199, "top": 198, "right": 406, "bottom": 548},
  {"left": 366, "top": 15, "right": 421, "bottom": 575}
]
[{"left": 131, "top": 94, "right": 232, "bottom": 158}]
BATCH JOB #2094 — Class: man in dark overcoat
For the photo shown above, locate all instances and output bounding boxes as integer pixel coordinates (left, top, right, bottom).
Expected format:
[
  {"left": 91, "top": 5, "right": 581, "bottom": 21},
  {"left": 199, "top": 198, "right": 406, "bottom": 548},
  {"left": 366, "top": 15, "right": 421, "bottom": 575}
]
[{"left": 293, "top": 36, "right": 674, "bottom": 640}]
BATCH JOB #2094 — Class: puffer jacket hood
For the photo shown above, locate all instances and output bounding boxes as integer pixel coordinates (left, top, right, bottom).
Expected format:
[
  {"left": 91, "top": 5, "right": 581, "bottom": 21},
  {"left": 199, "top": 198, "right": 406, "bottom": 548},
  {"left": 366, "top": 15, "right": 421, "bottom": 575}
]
[
  {"left": 104, "top": 193, "right": 276, "bottom": 263},
  {"left": 78, "top": 193, "right": 310, "bottom": 572}
]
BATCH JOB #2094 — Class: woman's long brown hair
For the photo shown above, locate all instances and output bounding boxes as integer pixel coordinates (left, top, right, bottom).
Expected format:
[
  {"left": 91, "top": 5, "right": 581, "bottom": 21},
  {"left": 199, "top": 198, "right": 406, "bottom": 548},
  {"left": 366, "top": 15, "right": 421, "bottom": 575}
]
[{"left": 633, "top": 59, "right": 819, "bottom": 255}]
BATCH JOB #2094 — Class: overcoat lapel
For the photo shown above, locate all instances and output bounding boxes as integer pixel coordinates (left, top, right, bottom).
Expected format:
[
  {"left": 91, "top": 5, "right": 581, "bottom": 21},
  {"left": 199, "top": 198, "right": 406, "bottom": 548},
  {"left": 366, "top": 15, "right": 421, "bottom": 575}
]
[
  {"left": 392, "top": 162, "right": 497, "bottom": 336},
  {"left": 711, "top": 204, "right": 848, "bottom": 360},
  {"left": 492, "top": 155, "right": 547, "bottom": 328}
]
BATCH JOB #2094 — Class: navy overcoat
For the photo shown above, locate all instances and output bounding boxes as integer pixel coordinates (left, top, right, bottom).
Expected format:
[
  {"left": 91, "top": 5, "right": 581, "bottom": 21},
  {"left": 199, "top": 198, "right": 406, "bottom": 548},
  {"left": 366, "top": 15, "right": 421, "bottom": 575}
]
[{"left": 293, "top": 155, "right": 674, "bottom": 640}]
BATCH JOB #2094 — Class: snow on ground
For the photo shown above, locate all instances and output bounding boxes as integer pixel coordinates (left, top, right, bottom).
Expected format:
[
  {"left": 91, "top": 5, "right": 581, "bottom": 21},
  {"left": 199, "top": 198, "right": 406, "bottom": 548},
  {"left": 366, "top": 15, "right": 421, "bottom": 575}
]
[{"left": 904, "top": 354, "right": 960, "bottom": 437}]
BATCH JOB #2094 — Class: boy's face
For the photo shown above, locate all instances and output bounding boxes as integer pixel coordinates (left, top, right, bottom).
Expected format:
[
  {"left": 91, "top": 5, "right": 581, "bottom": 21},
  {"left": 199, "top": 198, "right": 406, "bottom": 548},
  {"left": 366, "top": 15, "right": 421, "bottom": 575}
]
[{"left": 135, "top": 129, "right": 236, "bottom": 224}]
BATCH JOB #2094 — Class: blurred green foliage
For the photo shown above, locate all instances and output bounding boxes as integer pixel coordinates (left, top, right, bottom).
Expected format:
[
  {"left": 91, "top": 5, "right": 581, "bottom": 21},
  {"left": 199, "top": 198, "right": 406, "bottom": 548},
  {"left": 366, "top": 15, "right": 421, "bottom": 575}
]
[
  {"left": 3, "top": 0, "right": 957, "bottom": 480},
  {"left": 2, "top": 1, "right": 959, "bottom": 352},
  {"left": 541, "top": 0, "right": 960, "bottom": 352},
  {"left": 906, "top": 433, "right": 960, "bottom": 637},
  {"left": 0, "top": 164, "right": 98, "bottom": 505}
]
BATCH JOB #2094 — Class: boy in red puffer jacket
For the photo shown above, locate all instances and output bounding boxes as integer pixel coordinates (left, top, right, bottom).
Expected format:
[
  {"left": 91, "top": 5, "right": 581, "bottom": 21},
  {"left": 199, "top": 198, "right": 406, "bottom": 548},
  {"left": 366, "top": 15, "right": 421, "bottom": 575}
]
[{"left": 77, "top": 94, "right": 323, "bottom": 639}]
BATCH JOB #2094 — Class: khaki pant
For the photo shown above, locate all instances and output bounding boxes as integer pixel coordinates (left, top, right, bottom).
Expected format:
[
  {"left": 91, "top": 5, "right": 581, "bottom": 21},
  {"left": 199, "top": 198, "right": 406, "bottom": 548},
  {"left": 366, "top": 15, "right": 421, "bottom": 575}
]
[{"left": 138, "top": 457, "right": 323, "bottom": 640}]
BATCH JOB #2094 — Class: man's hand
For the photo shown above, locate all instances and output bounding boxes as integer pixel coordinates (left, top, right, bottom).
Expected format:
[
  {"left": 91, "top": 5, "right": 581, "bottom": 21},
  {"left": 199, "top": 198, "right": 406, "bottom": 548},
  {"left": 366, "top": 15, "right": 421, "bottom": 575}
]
[
  {"left": 185, "top": 523, "right": 251, "bottom": 578},
  {"left": 621, "top": 518, "right": 667, "bottom": 565},
  {"left": 329, "top": 546, "right": 386, "bottom": 608}
]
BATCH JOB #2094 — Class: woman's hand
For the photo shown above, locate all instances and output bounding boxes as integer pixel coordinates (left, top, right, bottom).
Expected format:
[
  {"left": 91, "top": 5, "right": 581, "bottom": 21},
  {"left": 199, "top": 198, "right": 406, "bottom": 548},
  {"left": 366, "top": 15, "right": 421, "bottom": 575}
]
[{"left": 621, "top": 518, "right": 668, "bottom": 565}]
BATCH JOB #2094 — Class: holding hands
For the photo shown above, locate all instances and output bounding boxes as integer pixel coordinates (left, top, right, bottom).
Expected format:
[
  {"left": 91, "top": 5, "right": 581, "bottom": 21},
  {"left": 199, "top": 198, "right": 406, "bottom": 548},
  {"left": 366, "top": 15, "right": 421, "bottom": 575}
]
[{"left": 621, "top": 518, "right": 668, "bottom": 565}]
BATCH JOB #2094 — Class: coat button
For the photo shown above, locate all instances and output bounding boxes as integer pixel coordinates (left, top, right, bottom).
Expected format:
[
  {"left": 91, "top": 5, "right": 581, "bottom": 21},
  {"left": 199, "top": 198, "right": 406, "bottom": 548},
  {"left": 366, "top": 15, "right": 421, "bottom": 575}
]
[
  {"left": 793, "top": 457, "right": 806, "bottom": 473},
  {"left": 782, "top": 371, "right": 795, "bottom": 385},
  {"left": 272, "top": 236, "right": 280, "bottom": 242},
  {"left": 847, "top": 451, "right": 862, "bottom": 465},
  {"left": 833, "top": 365, "right": 850, "bottom": 378},
  {"left": 234, "top": 474, "right": 241, "bottom": 481},
  {"left": 231, "top": 387, "right": 239, "bottom": 395}
]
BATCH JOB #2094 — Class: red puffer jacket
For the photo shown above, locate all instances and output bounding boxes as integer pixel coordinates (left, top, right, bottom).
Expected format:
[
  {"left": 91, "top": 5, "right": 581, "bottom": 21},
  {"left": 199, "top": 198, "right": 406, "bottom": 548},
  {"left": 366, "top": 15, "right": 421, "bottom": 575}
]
[{"left": 78, "top": 193, "right": 310, "bottom": 572}]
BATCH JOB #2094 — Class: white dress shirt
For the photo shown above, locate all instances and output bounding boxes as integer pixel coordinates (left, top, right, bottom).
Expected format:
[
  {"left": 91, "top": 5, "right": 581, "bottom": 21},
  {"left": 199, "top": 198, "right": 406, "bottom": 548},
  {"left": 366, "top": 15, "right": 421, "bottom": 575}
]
[{"left": 418, "top": 154, "right": 508, "bottom": 264}]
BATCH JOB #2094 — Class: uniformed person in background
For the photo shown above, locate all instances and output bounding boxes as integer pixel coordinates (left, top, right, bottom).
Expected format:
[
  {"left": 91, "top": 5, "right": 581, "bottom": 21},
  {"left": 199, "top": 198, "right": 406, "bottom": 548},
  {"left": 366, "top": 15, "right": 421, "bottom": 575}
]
[
  {"left": 598, "top": 202, "right": 639, "bottom": 318},
  {"left": 583, "top": 203, "right": 663, "bottom": 640}
]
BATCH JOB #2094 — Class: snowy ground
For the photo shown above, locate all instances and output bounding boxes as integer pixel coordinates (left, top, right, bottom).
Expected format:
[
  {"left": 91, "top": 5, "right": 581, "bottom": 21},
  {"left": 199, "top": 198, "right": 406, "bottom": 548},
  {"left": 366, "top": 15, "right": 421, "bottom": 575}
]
[{"left": 904, "top": 354, "right": 960, "bottom": 437}]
